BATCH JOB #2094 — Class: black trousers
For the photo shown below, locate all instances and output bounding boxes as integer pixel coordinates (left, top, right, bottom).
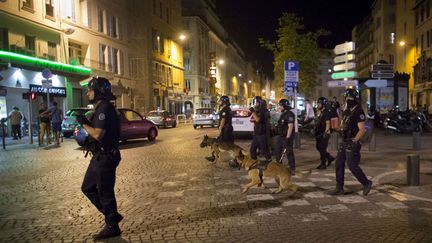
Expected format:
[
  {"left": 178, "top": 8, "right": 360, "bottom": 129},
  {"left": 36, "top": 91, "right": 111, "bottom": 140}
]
[
  {"left": 81, "top": 151, "right": 121, "bottom": 226},
  {"left": 11, "top": 124, "right": 21, "bottom": 139},
  {"left": 335, "top": 143, "right": 369, "bottom": 187},
  {"left": 219, "top": 125, "right": 234, "bottom": 143},
  {"left": 316, "top": 134, "right": 332, "bottom": 164},
  {"left": 250, "top": 133, "right": 271, "bottom": 160},
  {"left": 275, "top": 135, "right": 295, "bottom": 170}
]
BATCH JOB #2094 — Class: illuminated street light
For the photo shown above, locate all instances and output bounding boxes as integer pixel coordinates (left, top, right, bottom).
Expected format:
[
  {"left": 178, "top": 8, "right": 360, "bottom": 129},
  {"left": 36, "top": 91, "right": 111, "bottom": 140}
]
[
  {"left": 218, "top": 59, "right": 225, "bottom": 65},
  {"left": 248, "top": 80, "right": 252, "bottom": 84},
  {"left": 179, "top": 34, "right": 187, "bottom": 41},
  {"left": 399, "top": 41, "right": 406, "bottom": 46},
  {"left": 262, "top": 89, "right": 265, "bottom": 93},
  {"left": 238, "top": 73, "right": 242, "bottom": 77}
]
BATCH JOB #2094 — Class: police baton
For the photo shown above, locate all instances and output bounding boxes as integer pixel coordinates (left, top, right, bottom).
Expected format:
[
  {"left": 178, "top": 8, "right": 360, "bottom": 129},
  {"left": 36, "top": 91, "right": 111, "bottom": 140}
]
[{"left": 279, "top": 148, "right": 287, "bottom": 163}]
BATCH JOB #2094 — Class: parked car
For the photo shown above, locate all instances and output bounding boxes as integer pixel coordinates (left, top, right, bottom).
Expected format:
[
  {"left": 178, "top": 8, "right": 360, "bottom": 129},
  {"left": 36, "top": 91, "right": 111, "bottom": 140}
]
[
  {"left": 74, "top": 108, "right": 158, "bottom": 146},
  {"left": 193, "top": 108, "right": 218, "bottom": 128},
  {"left": 146, "top": 110, "right": 177, "bottom": 128},
  {"left": 62, "top": 107, "right": 92, "bottom": 138},
  {"left": 231, "top": 108, "right": 254, "bottom": 135}
]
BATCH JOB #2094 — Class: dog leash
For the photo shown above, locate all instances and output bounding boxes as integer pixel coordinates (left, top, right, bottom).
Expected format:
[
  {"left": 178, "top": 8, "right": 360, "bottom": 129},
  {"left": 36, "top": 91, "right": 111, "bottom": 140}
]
[{"left": 279, "top": 148, "right": 287, "bottom": 163}]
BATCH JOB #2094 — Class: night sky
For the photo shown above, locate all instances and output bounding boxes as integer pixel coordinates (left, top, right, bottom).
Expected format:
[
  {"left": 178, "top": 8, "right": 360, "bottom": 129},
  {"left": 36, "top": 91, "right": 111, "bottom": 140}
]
[{"left": 215, "top": 0, "right": 375, "bottom": 78}]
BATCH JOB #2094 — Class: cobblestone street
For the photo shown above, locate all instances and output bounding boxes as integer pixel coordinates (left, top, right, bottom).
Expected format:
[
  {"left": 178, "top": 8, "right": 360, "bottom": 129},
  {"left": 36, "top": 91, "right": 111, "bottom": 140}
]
[{"left": 1, "top": 126, "right": 432, "bottom": 242}]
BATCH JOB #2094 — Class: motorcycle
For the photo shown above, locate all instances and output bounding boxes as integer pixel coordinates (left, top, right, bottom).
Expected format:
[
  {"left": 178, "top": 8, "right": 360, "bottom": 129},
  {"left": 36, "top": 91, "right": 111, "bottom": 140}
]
[{"left": 383, "top": 109, "right": 422, "bottom": 134}]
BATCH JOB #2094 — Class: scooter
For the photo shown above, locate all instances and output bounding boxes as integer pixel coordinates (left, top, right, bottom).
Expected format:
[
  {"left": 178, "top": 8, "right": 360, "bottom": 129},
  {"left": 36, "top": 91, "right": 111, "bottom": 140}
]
[{"left": 384, "top": 109, "right": 422, "bottom": 134}]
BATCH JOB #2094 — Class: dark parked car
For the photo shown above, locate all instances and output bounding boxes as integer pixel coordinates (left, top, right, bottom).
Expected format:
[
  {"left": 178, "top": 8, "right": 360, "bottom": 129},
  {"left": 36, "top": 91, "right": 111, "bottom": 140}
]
[
  {"left": 146, "top": 110, "right": 177, "bottom": 128},
  {"left": 62, "top": 107, "right": 92, "bottom": 138},
  {"left": 74, "top": 108, "right": 158, "bottom": 146}
]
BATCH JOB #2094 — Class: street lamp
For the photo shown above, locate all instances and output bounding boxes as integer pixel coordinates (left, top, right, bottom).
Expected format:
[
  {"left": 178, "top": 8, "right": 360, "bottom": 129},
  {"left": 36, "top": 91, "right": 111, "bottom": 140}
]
[
  {"left": 399, "top": 41, "right": 406, "bottom": 46},
  {"left": 218, "top": 59, "right": 225, "bottom": 65},
  {"left": 179, "top": 34, "right": 187, "bottom": 41}
]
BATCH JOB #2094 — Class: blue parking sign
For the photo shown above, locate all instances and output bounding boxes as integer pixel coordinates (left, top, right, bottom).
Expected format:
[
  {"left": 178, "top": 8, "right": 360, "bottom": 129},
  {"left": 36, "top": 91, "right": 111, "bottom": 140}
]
[{"left": 284, "top": 61, "right": 299, "bottom": 71}]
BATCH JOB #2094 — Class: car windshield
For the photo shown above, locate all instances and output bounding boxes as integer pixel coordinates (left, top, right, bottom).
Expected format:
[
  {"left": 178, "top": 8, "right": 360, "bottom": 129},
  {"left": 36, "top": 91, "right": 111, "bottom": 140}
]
[
  {"left": 148, "top": 111, "right": 163, "bottom": 116},
  {"left": 232, "top": 110, "right": 251, "bottom": 117},
  {"left": 196, "top": 109, "right": 212, "bottom": 114},
  {"left": 66, "top": 109, "right": 89, "bottom": 117}
]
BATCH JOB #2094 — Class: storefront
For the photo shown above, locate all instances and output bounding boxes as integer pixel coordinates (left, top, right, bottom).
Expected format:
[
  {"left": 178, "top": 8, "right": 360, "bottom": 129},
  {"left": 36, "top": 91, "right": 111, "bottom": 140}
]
[{"left": 0, "top": 50, "right": 91, "bottom": 132}]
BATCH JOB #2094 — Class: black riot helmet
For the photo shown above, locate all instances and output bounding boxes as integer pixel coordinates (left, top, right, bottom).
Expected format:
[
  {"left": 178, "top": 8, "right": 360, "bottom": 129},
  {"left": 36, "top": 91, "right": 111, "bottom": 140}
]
[
  {"left": 87, "top": 77, "right": 116, "bottom": 102},
  {"left": 253, "top": 96, "right": 263, "bottom": 107},
  {"left": 278, "top": 98, "right": 292, "bottom": 110},
  {"left": 219, "top": 95, "right": 230, "bottom": 106},
  {"left": 343, "top": 88, "right": 359, "bottom": 102},
  {"left": 317, "top": 97, "right": 328, "bottom": 107}
]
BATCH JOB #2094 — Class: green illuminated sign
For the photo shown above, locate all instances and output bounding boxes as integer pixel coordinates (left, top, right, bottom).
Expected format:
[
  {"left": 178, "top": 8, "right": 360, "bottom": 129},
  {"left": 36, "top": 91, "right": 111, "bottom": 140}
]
[
  {"left": 331, "top": 71, "right": 357, "bottom": 80},
  {"left": 0, "top": 50, "right": 91, "bottom": 76}
]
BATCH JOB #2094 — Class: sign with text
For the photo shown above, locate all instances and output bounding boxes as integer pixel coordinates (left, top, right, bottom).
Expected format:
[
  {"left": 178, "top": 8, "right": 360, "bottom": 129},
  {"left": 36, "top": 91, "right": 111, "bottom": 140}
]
[
  {"left": 333, "top": 62, "right": 356, "bottom": 72},
  {"left": 327, "top": 80, "right": 358, "bottom": 87},
  {"left": 284, "top": 60, "right": 299, "bottom": 96},
  {"left": 334, "top": 42, "right": 355, "bottom": 55},
  {"left": 29, "top": 84, "right": 66, "bottom": 97},
  {"left": 334, "top": 54, "right": 355, "bottom": 64},
  {"left": 365, "top": 79, "right": 388, "bottom": 87}
]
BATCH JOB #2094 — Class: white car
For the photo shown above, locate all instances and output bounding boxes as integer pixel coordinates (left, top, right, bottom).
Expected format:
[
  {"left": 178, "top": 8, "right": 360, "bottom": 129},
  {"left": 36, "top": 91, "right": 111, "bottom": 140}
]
[
  {"left": 231, "top": 108, "right": 254, "bottom": 135},
  {"left": 192, "top": 108, "right": 218, "bottom": 128}
]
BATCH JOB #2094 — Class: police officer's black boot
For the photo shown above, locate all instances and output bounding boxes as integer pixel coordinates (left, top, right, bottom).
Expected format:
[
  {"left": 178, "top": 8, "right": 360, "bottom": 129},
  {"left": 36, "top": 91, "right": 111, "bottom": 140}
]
[
  {"left": 328, "top": 184, "right": 344, "bottom": 195},
  {"left": 327, "top": 155, "right": 335, "bottom": 166},
  {"left": 205, "top": 155, "right": 216, "bottom": 162},
  {"left": 316, "top": 162, "right": 327, "bottom": 170},
  {"left": 93, "top": 223, "right": 121, "bottom": 240}
]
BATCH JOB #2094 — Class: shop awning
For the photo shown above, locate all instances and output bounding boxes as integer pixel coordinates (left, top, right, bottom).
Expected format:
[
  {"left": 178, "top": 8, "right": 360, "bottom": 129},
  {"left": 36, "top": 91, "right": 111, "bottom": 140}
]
[{"left": 0, "top": 50, "right": 92, "bottom": 78}]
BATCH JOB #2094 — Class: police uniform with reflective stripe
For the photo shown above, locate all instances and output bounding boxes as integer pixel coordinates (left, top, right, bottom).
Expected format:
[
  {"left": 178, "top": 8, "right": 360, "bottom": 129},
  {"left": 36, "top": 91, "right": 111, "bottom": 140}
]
[
  {"left": 81, "top": 100, "right": 122, "bottom": 227},
  {"left": 274, "top": 109, "right": 295, "bottom": 170},
  {"left": 335, "top": 105, "right": 370, "bottom": 187},
  {"left": 218, "top": 105, "right": 234, "bottom": 143}
]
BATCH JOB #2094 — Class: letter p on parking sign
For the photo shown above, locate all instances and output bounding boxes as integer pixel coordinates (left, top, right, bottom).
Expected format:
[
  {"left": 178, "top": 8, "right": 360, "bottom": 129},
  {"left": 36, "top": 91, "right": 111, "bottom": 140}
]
[{"left": 284, "top": 61, "right": 299, "bottom": 71}]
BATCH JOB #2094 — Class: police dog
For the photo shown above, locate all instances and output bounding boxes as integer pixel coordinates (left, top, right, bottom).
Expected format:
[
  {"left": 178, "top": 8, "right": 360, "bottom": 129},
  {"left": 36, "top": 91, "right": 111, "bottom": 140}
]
[
  {"left": 236, "top": 151, "right": 310, "bottom": 194},
  {"left": 200, "top": 135, "right": 244, "bottom": 164}
]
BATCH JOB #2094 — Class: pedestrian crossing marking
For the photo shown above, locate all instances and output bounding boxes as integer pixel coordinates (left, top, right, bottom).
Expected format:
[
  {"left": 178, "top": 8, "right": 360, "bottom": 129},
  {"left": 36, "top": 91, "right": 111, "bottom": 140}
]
[
  {"left": 376, "top": 202, "right": 408, "bottom": 209},
  {"left": 295, "top": 213, "right": 328, "bottom": 222},
  {"left": 336, "top": 195, "right": 369, "bottom": 203},
  {"left": 282, "top": 199, "right": 311, "bottom": 207},
  {"left": 318, "top": 204, "right": 351, "bottom": 213},
  {"left": 296, "top": 182, "right": 316, "bottom": 187},
  {"left": 162, "top": 181, "right": 186, "bottom": 187},
  {"left": 246, "top": 194, "right": 275, "bottom": 201},
  {"left": 255, "top": 207, "right": 283, "bottom": 216},
  {"left": 216, "top": 189, "right": 241, "bottom": 196},
  {"left": 304, "top": 191, "right": 331, "bottom": 198},
  {"left": 310, "top": 178, "right": 332, "bottom": 182},
  {"left": 360, "top": 209, "right": 393, "bottom": 218}
]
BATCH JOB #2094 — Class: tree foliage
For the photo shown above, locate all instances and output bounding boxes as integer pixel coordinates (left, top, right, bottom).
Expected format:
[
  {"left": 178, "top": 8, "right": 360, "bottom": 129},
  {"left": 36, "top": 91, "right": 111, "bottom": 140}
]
[{"left": 260, "top": 13, "right": 329, "bottom": 97}]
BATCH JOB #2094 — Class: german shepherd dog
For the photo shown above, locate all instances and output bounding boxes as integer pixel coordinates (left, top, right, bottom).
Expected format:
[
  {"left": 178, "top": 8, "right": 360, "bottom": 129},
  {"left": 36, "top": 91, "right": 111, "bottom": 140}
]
[
  {"left": 200, "top": 135, "right": 244, "bottom": 163},
  {"left": 236, "top": 150, "right": 311, "bottom": 194}
]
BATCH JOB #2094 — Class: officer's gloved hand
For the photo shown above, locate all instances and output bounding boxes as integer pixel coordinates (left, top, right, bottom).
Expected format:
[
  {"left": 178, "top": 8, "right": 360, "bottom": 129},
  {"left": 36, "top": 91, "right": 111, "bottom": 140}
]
[
  {"left": 76, "top": 114, "right": 91, "bottom": 126},
  {"left": 249, "top": 107, "right": 255, "bottom": 113}
]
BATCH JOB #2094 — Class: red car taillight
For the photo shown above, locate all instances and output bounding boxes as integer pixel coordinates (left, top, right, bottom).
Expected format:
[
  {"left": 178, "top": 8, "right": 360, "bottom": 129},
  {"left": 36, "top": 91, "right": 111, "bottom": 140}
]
[{"left": 73, "top": 126, "right": 79, "bottom": 137}]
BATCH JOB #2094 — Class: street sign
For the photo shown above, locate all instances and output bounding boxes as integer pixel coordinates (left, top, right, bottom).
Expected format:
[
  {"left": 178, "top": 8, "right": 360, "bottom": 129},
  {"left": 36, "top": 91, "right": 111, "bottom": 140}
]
[
  {"left": 331, "top": 71, "right": 357, "bottom": 79},
  {"left": 327, "top": 80, "right": 358, "bottom": 87},
  {"left": 334, "top": 54, "right": 355, "bottom": 64},
  {"left": 371, "top": 64, "right": 393, "bottom": 72},
  {"left": 333, "top": 62, "right": 356, "bottom": 72},
  {"left": 365, "top": 79, "right": 388, "bottom": 87},
  {"left": 334, "top": 42, "right": 355, "bottom": 55},
  {"left": 371, "top": 72, "right": 394, "bottom": 79},
  {"left": 284, "top": 60, "right": 299, "bottom": 82}
]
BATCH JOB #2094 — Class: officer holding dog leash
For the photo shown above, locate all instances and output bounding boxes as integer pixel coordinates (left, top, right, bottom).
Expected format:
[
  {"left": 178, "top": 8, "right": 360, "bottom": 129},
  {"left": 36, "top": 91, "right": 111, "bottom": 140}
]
[
  {"left": 218, "top": 95, "right": 234, "bottom": 143},
  {"left": 328, "top": 88, "right": 372, "bottom": 196},
  {"left": 250, "top": 96, "right": 271, "bottom": 161},
  {"left": 274, "top": 98, "right": 296, "bottom": 174},
  {"left": 76, "top": 77, "right": 123, "bottom": 240}
]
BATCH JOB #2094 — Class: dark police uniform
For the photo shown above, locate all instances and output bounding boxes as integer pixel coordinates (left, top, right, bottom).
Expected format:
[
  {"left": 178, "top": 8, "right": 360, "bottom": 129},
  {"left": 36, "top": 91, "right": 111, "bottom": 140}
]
[
  {"left": 219, "top": 105, "right": 234, "bottom": 143},
  {"left": 274, "top": 109, "right": 295, "bottom": 170},
  {"left": 81, "top": 100, "right": 122, "bottom": 227},
  {"left": 315, "top": 108, "right": 334, "bottom": 166},
  {"left": 335, "top": 105, "right": 370, "bottom": 187},
  {"left": 250, "top": 109, "right": 271, "bottom": 160}
]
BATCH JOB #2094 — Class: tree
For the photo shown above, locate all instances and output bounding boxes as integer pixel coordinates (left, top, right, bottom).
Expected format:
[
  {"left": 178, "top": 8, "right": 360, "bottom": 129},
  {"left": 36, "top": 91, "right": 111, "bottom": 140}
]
[{"left": 260, "top": 13, "right": 329, "bottom": 97}]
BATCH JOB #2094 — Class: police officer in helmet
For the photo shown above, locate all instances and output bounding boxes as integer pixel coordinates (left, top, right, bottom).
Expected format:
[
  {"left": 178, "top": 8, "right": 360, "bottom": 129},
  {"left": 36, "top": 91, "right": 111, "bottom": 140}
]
[
  {"left": 77, "top": 77, "right": 123, "bottom": 240},
  {"left": 328, "top": 88, "right": 372, "bottom": 196},
  {"left": 274, "top": 98, "right": 296, "bottom": 173},
  {"left": 314, "top": 97, "right": 335, "bottom": 170},
  {"left": 205, "top": 95, "right": 234, "bottom": 162},
  {"left": 250, "top": 96, "right": 271, "bottom": 161}
]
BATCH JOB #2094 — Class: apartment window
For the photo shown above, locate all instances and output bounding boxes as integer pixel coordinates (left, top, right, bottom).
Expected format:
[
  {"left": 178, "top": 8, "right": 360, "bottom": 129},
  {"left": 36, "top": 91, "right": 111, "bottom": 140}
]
[
  {"left": 390, "top": 32, "right": 395, "bottom": 44},
  {"left": 375, "top": 17, "right": 381, "bottom": 29},
  {"left": 45, "top": 0, "right": 54, "bottom": 17},
  {"left": 153, "top": 0, "right": 157, "bottom": 15},
  {"left": 152, "top": 29, "right": 158, "bottom": 51},
  {"left": 99, "top": 44, "right": 106, "bottom": 70},
  {"left": 158, "top": 35, "right": 164, "bottom": 54},
  {"left": 47, "top": 42, "right": 56, "bottom": 61},
  {"left": 421, "top": 34, "right": 424, "bottom": 50},
  {"left": 97, "top": 8, "right": 104, "bottom": 33},
  {"left": 108, "top": 15, "right": 118, "bottom": 38},
  {"left": 185, "top": 79, "right": 191, "bottom": 91},
  {"left": 22, "top": 0, "right": 34, "bottom": 10},
  {"left": 416, "top": 11, "right": 419, "bottom": 26},
  {"left": 0, "top": 28, "right": 8, "bottom": 50},
  {"left": 389, "top": 13, "right": 396, "bottom": 24},
  {"left": 111, "top": 48, "right": 118, "bottom": 74},
  {"left": 421, "top": 7, "right": 425, "bottom": 22},
  {"left": 184, "top": 57, "right": 190, "bottom": 71},
  {"left": 129, "top": 58, "right": 137, "bottom": 78},
  {"left": 107, "top": 46, "right": 112, "bottom": 72},
  {"left": 168, "top": 67, "right": 173, "bottom": 86},
  {"left": 166, "top": 7, "right": 170, "bottom": 23},
  {"left": 69, "top": 42, "right": 83, "bottom": 65},
  {"left": 25, "top": 35, "right": 35, "bottom": 54},
  {"left": 389, "top": 54, "right": 394, "bottom": 64},
  {"left": 416, "top": 37, "right": 419, "bottom": 50},
  {"left": 159, "top": 2, "right": 163, "bottom": 19},
  {"left": 61, "top": 0, "right": 75, "bottom": 20},
  {"left": 428, "top": 1, "right": 431, "bottom": 19}
]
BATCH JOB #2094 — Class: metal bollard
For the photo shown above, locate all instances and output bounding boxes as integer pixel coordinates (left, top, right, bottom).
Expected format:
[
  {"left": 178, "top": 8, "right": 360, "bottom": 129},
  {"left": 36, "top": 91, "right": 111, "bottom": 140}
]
[
  {"left": 406, "top": 154, "right": 420, "bottom": 186},
  {"left": 413, "top": 132, "right": 421, "bottom": 150},
  {"left": 330, "top": 132, "right": 339, "bottom": 151},
  {"left": 294, "top": 132, "right": 300, "bottom": 149},
  {"left": 368, "top": 133, "right": 376, "bottom": 152}
]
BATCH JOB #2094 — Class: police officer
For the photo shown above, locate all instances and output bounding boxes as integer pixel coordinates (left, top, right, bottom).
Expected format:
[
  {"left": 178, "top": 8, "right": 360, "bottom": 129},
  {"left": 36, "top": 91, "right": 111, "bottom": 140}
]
[
  {"left": 250, "top": 96, "right": 271, "bottom": 161},
  {"left": 329, "top": 88, "right": 373, "bottom": 196},
  {"left": 77, "top": 77, "right": 123, "bottom": 240},
  {"left": 314, "top": 97, "right": 335, "bottom": 170},
  {"left": 274, "top": 98, "right": 296, "bottom": 173},
  {"left": 205, "top": 96, "right": 234, "bottom": 162}
]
